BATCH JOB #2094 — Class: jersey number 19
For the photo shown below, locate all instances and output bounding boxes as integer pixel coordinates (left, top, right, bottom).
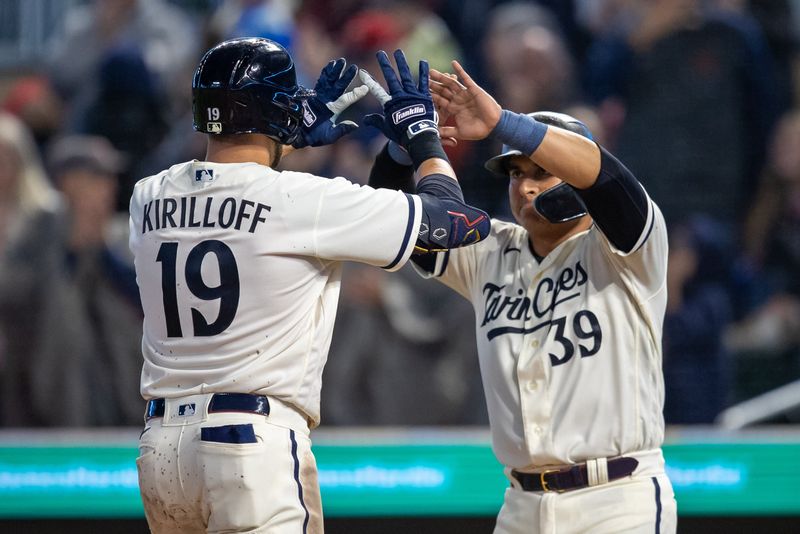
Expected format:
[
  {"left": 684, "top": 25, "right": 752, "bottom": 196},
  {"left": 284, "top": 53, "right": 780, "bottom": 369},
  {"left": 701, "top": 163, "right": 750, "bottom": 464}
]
[{"left": 156, "top": 240, "right": 240, "bottom": 337}]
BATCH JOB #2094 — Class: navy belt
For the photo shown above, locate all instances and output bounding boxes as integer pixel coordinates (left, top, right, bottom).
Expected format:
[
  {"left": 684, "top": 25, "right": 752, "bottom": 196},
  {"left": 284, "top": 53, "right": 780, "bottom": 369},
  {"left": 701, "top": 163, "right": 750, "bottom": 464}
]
[
  {"left": 145, "top": 393, "right": 270, "bottom": 421},
  {"left": 512, "top": 457, "right": 638, "bottom": 493}
]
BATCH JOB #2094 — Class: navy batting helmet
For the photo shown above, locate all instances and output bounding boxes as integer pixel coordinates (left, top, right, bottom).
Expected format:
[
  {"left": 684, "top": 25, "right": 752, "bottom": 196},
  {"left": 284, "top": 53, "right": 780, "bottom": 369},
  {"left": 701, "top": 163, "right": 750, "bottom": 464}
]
[
  {"left": 484, "top": 111, "right": 594, "bottom": 224},
  {"left": 192, "top": 37, "right": 313, "bottom": 144}
]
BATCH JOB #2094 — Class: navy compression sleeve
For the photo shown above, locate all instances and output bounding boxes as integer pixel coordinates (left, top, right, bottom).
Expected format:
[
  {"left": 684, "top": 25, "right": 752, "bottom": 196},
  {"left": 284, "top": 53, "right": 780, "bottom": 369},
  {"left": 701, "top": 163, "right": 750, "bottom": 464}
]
[{"left": 575, "top": 146, "right": 649, "bottom": 253}]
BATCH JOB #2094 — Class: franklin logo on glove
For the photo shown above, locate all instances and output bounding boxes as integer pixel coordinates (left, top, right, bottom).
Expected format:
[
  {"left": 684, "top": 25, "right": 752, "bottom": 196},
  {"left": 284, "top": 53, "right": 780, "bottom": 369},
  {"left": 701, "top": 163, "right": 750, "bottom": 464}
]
[
  {"left": 392, "top": 104, "right": 426, "bottom": 124},
  {"left": 359, "top": 49, "right": 449, "bottom": 169}
]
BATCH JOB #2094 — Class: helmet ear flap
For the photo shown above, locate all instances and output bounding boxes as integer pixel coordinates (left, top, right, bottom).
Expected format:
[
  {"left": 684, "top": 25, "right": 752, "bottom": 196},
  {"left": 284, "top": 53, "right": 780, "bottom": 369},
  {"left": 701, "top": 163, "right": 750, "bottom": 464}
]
[{"left": 533, "top": 182, "right": 587, "bottom": 223}]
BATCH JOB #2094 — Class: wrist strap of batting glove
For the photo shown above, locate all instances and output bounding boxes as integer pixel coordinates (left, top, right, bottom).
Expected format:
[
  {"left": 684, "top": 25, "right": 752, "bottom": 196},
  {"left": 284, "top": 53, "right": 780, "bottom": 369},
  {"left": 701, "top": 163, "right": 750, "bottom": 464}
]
[
  {"left": 407, "top": 130, "right": 449, "bottom": 170},
  {"left": 490, "top": 110, "right": 548, "bottom": 156}
]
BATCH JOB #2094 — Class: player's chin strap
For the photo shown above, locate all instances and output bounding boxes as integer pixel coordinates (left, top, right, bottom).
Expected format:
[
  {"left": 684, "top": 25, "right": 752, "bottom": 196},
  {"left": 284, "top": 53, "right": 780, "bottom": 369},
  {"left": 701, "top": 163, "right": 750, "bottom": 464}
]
[
  {"left": 413, "top": 174, "right": 491, "bottom": 254},
  {"left": 534, "top": 182, "right": 588, "bottom": 224}
]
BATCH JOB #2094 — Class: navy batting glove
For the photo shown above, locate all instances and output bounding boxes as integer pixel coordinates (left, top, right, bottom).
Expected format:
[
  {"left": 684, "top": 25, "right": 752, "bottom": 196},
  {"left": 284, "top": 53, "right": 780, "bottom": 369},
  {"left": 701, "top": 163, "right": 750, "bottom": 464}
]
[
  {"left": 292, "top": 58, "right": 369, "bottom": 149},
  {"left": 361, "top": 49, "right": 440, "bottom": 150}
]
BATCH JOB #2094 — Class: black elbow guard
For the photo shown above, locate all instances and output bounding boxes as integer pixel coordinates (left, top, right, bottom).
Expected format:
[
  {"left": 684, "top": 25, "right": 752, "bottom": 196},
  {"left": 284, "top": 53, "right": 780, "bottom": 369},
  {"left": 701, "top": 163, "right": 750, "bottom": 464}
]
[{"left": 415, "top": 194, "right": 491, "bottom": 253}]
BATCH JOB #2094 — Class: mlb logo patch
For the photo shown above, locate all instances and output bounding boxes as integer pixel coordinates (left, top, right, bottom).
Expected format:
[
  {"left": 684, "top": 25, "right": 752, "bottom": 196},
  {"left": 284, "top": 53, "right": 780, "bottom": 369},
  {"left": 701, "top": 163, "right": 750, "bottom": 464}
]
[
  {"left": 207, "top": 122, "right": 222, "bottom": 133},
  {"left": 195, "top": 169, "right": 215, "bottom": 182},
  {"left": 408, "top": 119, "right": 437, "bottom": 138},
  {"left": 178, "top": 403, "right": 196, "bottom": 416}
]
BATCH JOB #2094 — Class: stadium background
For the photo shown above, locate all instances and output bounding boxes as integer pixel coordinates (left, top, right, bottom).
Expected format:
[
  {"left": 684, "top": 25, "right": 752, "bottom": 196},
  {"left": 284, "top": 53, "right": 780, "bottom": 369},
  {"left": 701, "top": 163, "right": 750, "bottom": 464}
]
[{"left": 1, "top": 0, "right": 799, "bottom": 532}]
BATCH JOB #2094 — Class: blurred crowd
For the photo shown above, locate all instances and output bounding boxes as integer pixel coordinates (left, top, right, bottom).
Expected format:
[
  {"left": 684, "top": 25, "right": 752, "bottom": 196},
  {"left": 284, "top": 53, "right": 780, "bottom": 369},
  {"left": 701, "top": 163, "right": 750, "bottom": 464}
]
[{"left": 1, "top": 0, "right": 799, "bottom": 427}]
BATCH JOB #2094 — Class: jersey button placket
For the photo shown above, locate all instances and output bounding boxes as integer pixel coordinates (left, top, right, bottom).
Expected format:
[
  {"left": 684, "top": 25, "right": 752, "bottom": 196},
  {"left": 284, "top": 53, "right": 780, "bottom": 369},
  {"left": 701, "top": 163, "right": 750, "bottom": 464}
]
[
  {"left": 519, "top": 331, "right": 548, "bottom": 454},
  {"left": 527, "top": 340, "right": 542, "bottom": 392},
  {"left": 526, "top": 354, "right": 551, "bottom": 455},
  {"left": 516, "top": 336, "right": 537, "bottom": 448}
]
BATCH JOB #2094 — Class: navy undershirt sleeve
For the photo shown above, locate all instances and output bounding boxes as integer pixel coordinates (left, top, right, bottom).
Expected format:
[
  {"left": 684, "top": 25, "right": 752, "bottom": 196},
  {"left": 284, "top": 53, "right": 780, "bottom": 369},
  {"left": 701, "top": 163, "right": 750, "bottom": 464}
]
[
  {"left": 410, "top": 250, "right": 438, "bottom": 273},
  {"left": 575, "top": 146, "right": 649, "bottom": 253},
  {"left": 415, "top": 173, "right": 465, "bottom": 202},
  {"left": 368, "top": 142, "right": 415, "bottom": 193}
]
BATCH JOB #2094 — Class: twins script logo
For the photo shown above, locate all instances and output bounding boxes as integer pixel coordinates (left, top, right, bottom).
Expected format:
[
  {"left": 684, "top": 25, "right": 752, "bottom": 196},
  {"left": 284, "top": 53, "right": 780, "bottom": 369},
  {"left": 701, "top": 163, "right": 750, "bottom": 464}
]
[{"left": 481, "top": 261, "right": 588, "bottom": 340}]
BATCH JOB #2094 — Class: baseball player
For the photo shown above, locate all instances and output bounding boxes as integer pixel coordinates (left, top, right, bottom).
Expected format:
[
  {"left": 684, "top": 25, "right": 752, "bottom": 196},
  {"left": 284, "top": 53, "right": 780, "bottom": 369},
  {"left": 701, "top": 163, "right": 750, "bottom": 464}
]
[
  {"left": 365, "top": 60, "right": 677, "bottom": 533},
  {"left": 129, "top": 39, "right": 489, "bottom": 534}
]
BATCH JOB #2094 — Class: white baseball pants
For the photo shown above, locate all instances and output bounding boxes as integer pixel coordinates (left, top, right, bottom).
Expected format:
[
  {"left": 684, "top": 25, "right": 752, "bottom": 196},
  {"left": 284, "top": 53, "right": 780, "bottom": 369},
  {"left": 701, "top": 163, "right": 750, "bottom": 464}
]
[
  {"left": 136, "top": 394, "right": 321, "bottom": 534},
  {"left": 494, "top": 450, "right": 677, "bottom": 534}
]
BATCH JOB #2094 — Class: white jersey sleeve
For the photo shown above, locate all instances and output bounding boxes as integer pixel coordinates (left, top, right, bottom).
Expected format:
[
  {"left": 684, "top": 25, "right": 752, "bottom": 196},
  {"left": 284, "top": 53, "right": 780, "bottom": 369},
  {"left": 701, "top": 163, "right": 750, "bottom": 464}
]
[{"left": 278, "top": 172, "right": 421, "bottom": 271}]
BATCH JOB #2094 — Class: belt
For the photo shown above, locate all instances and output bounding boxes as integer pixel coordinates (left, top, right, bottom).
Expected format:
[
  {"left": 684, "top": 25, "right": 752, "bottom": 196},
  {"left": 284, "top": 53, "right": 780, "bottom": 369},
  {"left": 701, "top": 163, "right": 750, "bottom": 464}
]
[
  {"left": 145, "top": 393, "right": 270, "bottom": 421},
  {"left": 512, "top": 456, "right": 639, "bottom": 493}
]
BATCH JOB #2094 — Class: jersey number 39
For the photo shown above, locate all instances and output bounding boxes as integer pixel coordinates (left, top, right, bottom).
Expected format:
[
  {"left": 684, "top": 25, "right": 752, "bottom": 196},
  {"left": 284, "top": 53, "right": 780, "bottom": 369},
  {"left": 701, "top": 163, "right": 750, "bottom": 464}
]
[{"left": 156, "top": 240, "right": 240, "bottom": 337}]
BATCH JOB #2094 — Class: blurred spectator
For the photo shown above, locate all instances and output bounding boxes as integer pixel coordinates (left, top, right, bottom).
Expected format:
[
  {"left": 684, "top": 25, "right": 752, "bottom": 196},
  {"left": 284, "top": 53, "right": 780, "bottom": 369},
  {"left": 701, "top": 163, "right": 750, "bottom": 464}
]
[
  {"left": 207, "top": 0, "right": 296, "bottom": 50},
  {"left": 720, "top": 0, "right": 798, "bottom": 114},
  {"left": 726, "top": 109, "right": 800, "bottom": 399},
  {"left": 296, "top": 0, "right": 370, "bottom": 41},
  {"left": 483, "top": 2, "right": 576, "bottom": 114},
  {"left": 30, "top": 135, "right": 143, "bottom": 427},
  {"left": 724, "top": 287, "right": 800, "bottom": 401},
  {"left": 440, "top": 0, "right": 588, "bottom": 84},
  {"left": 75, "top": 49, "right": 171, "bottom": 211},
  {"left": 292, "top": 0, "right": 465, "bottom": 184},
  {"left": 46, "top": 0, "right": 199, "bottom": 211},
  {"left": 1, "top": 75, "right": 64, "bottom": 155},
  {"left": 0, "top": 113, "right": 62, "bottom": 426},
  {"left": 322, "top": 264, "right": 486, "bottom": 425},
  {"left": 447, "top": 2, "right": 582, "bottom": 220},
  {"left": 584, "top": 0, "right": 783, "bottom": 229},
  {"left": 339, "top": 9, "right": 404, "bottom": 67},
  {"left": 663, "top": 216, "right": 735, "bottom": 424},
  {"left": 743, "top": 109, "right": 800, "bottom": 278},
  {"left": 0, "top": 131, "right": 143, "bottom": 427},
  {"left": 561, "top": 103, "right": 608, "bottom": 147},
  {"left": 380, "top": 0, "right": 462, "bottom": 74},
  {"left": 47, "top": 0, "right": 199, "bottom": 111},
  {"left": 318, "top": 2, "right": 462, "bottom": 111}
]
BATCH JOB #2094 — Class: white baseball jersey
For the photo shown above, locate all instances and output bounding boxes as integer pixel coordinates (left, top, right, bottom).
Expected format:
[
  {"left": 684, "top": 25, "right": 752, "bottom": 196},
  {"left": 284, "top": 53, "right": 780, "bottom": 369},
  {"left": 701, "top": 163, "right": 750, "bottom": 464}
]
[
  {"left": 418, "top": 195, "right": 668, "bottom": 469},
  {"left": 129, "top": 160, "right": 421, "bottom": 426}
]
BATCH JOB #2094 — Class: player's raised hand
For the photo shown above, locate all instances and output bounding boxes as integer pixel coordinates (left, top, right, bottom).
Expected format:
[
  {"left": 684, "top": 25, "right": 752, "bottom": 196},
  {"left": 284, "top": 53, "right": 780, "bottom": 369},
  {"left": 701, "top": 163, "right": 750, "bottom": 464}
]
[
  {"left": 360, "top": 49, "right": 440, "bottom": 150},
  {"left": 430, "top": 60, "right": 502, "bottom": 141},
  {"left": 360, "top": 64, "right": 456, "bottom": 154},
  {"left": 292, "top": 58, "right": 369, "bottom": 148}
]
